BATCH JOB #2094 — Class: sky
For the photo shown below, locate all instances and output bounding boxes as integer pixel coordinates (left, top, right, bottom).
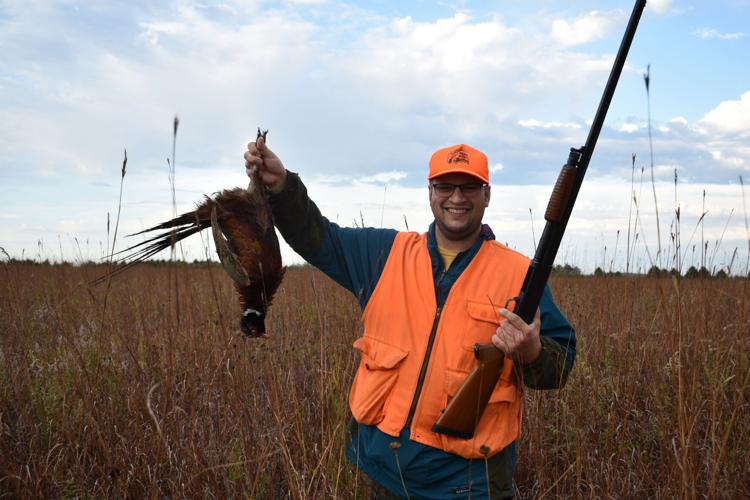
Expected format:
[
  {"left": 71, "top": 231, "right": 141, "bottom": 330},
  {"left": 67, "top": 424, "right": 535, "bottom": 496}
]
[{"left": 1, "top": 0, "right": 749, "bottom": 274}]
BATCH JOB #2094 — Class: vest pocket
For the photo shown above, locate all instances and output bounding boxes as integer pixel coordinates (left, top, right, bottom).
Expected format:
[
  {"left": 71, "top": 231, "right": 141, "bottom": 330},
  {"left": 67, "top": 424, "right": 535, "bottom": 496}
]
[
  {"left": 463, "top": 299, "right": 504, "bottom": 349},
  {"left": 349, "top": 336, "right": 408, "bottom": 426}
]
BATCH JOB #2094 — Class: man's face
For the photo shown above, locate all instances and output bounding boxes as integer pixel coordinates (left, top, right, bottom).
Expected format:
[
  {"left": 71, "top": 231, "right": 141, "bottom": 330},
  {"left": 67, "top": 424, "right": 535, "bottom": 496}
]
[{"left": 429, "top": 172, "right": 491, "bottom": 244}]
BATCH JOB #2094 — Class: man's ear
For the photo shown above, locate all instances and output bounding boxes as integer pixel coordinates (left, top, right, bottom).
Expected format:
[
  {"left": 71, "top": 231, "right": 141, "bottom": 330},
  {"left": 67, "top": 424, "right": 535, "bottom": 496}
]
[{"left": 484, "top": 184, "right": 491, "bottom": 207}]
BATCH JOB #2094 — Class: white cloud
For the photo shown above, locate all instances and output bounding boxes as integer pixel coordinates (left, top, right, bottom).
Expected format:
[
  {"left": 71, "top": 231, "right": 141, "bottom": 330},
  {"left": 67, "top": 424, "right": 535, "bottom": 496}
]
[
  {"left": 647, "top": 0, "right": 674, "bottom": 15},
  {"left": 285, "top": 0, "right": 328, "bottom": 5},
  {"left": 359, "top": 171, "right": 408, "bottom": 184},
  {"left": 346, "top": 11, "right": 619, "bottom": 135},
  {"left": 655, "top": 116, "right": 689, "bottom": 133},
  {"left": 692, "top": 28, "right": 745, "bottom": 40},
  {"left": 669, "top": 116, "right": 689, "bottom": 125},
  {"left": 619, "top": 123, "right": 642, "bottom": 133},
  {"left": 551, "top": 10, "right": 623, "bottom": 46},
  {"left": 652, "top": 164, "right": 680, "bottom": 178},
  {"left": 699, "top": 91, "right": 750, "bottom": 134},
  {"left": 709, "top": 150, "right": 747, "bottom": 169},
  {"left": 517, "top": 119, "right": 581, "bottom": 129}
]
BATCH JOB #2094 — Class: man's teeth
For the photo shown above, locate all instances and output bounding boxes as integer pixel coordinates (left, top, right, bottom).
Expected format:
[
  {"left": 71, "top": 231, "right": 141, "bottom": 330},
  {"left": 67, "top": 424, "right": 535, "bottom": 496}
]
[{"left": 446, "top": 208, "right": 468, "bottom": 214}]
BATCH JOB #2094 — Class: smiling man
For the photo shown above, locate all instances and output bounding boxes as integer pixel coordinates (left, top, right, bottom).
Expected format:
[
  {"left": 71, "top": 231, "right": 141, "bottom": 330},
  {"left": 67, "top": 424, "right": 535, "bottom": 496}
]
[{"left": 245, "top": 139, "right": 576, "bottom": 499}]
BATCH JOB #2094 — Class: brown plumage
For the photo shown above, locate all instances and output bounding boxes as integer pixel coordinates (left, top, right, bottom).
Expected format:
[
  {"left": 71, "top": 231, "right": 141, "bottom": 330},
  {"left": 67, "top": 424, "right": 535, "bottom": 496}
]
[{"left": 99, "top": 129, "right": 284, "bottom": 337}]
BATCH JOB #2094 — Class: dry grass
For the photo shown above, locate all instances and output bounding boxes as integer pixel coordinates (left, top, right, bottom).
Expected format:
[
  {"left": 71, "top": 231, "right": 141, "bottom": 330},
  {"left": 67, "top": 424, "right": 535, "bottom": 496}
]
[
  {"left": 520, "top": 275, "right": 749, "bottom": 499},
  {"left": 1, "top": 262, "right": 748, "bottom": 498}
]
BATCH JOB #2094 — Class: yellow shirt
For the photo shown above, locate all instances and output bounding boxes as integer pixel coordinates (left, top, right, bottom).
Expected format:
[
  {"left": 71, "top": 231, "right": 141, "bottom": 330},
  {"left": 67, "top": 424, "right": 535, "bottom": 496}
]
[{"left": 437, "top": 246, "right": 459, "bottom": 270}]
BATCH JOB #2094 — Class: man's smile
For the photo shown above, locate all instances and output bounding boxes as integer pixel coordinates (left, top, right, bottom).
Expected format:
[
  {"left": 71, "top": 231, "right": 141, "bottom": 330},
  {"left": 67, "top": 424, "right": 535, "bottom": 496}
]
[{"left": 444, "top": 207, "right": 470, "bottom": 215}]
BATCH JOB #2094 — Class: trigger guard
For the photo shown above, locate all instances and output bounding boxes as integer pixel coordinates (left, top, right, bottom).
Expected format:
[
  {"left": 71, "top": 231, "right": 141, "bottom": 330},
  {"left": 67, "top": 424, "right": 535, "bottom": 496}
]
[{"left": 504, "top": 295, "right": 520, "bottom": 311}]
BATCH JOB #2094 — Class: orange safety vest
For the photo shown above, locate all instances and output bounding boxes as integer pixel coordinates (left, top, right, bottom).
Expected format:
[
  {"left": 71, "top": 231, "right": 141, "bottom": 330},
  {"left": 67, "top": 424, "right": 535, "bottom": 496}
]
[{"left": 349, "top": 231, "right": 530, "bottom": 459}]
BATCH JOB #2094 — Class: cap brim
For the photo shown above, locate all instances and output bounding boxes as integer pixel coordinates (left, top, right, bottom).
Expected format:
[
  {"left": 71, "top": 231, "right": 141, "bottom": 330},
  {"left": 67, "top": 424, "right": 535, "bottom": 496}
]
[{"left": 428, "top": 168, "right": 488, "bottom": 184}]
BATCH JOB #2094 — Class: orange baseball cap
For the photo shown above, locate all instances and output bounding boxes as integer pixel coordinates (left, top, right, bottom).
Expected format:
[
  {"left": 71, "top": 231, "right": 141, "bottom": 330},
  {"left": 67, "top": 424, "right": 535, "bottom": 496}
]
[{"left": 428, "top": 144, "right": 489, "bottom": 184}]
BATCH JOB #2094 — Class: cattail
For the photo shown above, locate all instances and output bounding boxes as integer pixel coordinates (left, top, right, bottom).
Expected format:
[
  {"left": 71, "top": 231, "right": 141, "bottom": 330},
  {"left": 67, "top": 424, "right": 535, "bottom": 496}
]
[
  {"left": 644, "top": 64, "right": 662, "bottom": 266},
  {"left": 102, "top": 148, "right": 128, "bottom": 314},
  {"left": 626, "top": 153, "right": 636, "bottom": 273}
]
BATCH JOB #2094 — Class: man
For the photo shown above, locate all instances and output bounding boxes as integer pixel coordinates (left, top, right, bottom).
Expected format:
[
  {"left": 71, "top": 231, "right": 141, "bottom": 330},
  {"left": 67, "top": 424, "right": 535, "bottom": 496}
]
[{"left": 244, "top": 137, "right": 576, "bottom": 499}]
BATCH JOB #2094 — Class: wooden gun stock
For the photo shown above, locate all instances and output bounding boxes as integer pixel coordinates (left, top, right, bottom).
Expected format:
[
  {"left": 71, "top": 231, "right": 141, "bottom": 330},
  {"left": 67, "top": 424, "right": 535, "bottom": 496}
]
[
  {"left": 432, "top": 0, "right": 647, "bottom": 439},
  {"left": 432, "top": 344, "right": 503, "bottom": 438}
]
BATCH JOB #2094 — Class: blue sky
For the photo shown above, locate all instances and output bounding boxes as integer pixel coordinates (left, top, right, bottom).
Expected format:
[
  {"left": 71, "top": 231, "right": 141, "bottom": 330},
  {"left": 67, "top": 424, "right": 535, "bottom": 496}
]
[{"left": 1, "top": 0, "right": 749, "bottom": 273}]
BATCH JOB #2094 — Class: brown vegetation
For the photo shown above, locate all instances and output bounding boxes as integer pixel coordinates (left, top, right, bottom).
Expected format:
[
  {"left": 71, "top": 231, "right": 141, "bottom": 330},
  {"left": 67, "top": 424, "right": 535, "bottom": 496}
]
[{"left": 1, "top": 262, "right": 748, "bottom": 498}]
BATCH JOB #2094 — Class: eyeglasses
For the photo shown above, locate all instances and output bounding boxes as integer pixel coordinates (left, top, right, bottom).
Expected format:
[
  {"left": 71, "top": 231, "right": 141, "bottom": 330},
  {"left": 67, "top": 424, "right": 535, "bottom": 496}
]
[{"left": 431, "top": 182, "right": 487, "bottom": 197}]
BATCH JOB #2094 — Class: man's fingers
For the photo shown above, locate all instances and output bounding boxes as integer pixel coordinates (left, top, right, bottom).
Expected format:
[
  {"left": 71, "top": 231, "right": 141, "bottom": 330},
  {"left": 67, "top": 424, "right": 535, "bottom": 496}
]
[
  {"left": 253, "top": 135, "right": 279, "bottom": 159},
  {"left": 499, "top": 321, "right": 523, "bottom": 345},
  {"left": 244, "top": 152, "right": 261, "bottom": 164},
  {"left": 493, "top": 326, "right": 523, "bottom": 354},
  {"left": 492, "top": 332, "right": 509, "bottom": 353},
  {"left": 495, "top": 307, "right": 542, "bottom": 362},
  {"left": 499, "top": 308, "right": 528, "bottom": 331},
  {"left": 244, "top": 150, "right": 262, "bottom": 167}
]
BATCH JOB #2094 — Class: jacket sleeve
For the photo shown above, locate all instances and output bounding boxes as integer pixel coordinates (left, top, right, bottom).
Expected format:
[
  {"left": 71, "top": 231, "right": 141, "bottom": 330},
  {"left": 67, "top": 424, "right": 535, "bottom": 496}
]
[
  {"left": 520, "top": 284, "right": 576, "bottom": 390},
  {"left": 268, "top": 171, "right": 397, "bottom": 309}
]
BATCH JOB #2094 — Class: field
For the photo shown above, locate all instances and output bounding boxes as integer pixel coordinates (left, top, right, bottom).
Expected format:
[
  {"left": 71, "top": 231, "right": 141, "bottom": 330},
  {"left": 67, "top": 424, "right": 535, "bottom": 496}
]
[{"left": 1, "top": 261, "right": 748, "bottom": 498}]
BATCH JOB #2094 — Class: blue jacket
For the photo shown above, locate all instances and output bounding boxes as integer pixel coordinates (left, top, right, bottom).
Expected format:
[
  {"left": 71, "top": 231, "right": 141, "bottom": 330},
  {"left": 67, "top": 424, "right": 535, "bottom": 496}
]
[{"left": 269, "top": 172, "right": 576, "bottom": 499}]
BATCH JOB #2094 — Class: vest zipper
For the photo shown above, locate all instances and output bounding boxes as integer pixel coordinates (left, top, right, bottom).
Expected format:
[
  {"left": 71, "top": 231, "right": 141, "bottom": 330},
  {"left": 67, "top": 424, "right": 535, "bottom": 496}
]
[{"left": 404, "top": 268, "right": 447, "bottom": 431}]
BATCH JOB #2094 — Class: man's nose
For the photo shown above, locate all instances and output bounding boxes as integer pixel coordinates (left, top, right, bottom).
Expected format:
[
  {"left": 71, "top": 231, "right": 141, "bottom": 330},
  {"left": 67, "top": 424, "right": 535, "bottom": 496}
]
[{"left": 448, "top": 186, "right": 469, "bottom": 202}]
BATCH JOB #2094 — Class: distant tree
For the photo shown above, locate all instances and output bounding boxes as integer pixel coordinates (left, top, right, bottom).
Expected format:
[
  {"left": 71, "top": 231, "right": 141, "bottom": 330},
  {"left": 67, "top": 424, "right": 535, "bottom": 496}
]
[
  {"left": 714, "top": 269, "right": 728, "bottom": 279},
  {"left": 646, "top": 265, "right": 664, "bottom": 277},
  {"left": 685, "top": 266, "right": 711, "bottom": 279},
  {"left": 552, "top": 264, "right": 582, "bottom": 276},
  {"left": 594, "top": 267, "right": 605, "bottom": 277}
]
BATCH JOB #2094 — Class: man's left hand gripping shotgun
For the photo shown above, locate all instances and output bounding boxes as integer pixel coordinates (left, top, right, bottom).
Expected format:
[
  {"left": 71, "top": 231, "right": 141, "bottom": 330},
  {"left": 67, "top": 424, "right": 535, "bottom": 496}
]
[{"left": 433, "top": 0, "right": 648, "bottom": 439}]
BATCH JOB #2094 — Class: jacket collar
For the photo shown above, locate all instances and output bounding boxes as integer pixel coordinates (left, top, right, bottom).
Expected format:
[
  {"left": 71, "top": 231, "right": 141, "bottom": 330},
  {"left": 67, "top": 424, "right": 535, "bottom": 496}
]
[{"left": 427, "top": 221, "right": 496, "bottom": 288}]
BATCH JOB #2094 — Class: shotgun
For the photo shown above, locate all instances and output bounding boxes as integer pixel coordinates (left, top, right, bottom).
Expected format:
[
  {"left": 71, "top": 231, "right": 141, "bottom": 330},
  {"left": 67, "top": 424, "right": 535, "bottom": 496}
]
[{"left": 433, "top": 0, "right": 648, "bottom": 439}]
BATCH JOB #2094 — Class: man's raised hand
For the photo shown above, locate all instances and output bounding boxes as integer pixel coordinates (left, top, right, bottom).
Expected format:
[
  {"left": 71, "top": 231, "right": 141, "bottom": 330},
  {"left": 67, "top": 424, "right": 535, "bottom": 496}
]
[{"left": 244, "top": 134, "right": 287, "bottom": 194}]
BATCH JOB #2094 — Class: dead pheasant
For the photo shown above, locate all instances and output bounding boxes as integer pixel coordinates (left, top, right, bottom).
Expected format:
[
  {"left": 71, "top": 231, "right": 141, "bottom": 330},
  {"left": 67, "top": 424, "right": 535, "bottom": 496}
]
[{"left": 100, "top": 129, "right": 284, "bottom": 337}]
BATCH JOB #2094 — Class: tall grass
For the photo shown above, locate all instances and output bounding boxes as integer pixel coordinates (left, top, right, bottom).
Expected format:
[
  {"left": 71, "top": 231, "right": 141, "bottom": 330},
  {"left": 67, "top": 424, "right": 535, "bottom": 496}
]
[
  {"left": 644, "top": 65, "right": 662, "bottom": 267},
  {"left": 101, "top": 150, "right": 128, "bottom": 317},
  {"left": 519, "top": 273, "right": 748, "bottom": 499},
  {"left": 1, "top": 263, "right": 365, "bottom": 498},
  {"left": 1, "top": 261, "right": 747, "bottom": 498}
]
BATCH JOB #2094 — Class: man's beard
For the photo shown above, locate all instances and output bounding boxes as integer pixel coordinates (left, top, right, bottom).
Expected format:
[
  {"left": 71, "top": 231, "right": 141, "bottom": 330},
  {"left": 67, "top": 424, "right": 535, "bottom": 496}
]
[{"left": 435, "top": 216, "right": 481, "bottom": 242}]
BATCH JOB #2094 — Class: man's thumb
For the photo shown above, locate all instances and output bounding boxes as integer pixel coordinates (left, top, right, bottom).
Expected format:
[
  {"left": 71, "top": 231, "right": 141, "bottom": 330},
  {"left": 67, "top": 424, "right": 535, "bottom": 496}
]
[
  {"left": 256, "top": 135, "right": 266, "bottom": 153},
  {"left": 257, "top": 136, "right": 276, "bottom": 160}
]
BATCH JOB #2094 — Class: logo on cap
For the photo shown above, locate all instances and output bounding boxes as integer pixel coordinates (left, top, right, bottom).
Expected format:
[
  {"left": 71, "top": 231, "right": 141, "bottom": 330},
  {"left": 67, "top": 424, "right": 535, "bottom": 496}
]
[{"left": 447, "top": 148, "right": 470, "bottom": 165}]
